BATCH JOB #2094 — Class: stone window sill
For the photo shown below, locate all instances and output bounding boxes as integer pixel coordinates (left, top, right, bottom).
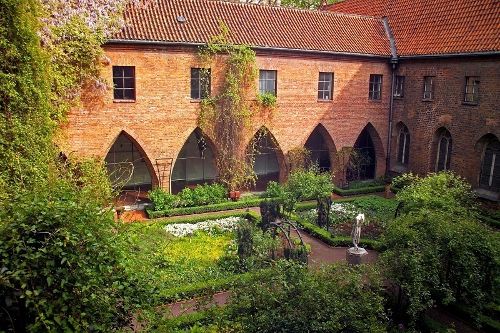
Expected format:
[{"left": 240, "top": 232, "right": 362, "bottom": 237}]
[
  {"left": 422, "top": 98, "right": 434, "bottom": 102},
  {"left": 190, "top": 99, "right": 202, "bottom": 103},
  {"left": 462, "top": 101, "right": 478, "bottom": 106},
  {"left": 317, "top": 99, "right": 333, "bottom": 103},
  {"left": 113, "top": 99, "right": 136, "bottom": 103},
  {"left": 368, "top": 99, "right": 382, "bottom": 103}
]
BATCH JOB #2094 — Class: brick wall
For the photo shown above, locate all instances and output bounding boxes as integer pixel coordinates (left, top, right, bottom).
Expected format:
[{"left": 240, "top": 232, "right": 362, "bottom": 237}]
[
  {"left": 389, "top": 56, "right": 500, "bottom": 189},
  {"left": 61, "top": 44, "right": 391, "bottom": 190}
]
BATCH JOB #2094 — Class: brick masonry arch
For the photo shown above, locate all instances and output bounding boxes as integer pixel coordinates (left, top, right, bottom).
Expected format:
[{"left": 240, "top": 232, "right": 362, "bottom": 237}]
[{"left": 104, "top": 130, "right": 159, "bottom": 189}]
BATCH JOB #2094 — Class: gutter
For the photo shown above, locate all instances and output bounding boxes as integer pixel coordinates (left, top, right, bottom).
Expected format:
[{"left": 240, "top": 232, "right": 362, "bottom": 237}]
[
  {"left": 382, "top": 17, "right": 398, "bottom": 177},
  {"left": 105, "top": 39, "right": 392, "bottom": 59},
  {"left": 398, "top": 51, "right": 500, "bottom": 59}
]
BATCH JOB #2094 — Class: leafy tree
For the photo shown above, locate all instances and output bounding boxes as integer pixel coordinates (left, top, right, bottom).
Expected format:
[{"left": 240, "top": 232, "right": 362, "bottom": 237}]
[
  {"left": 382, "top": 173, "right": 500, "bottom": 328},
  {"left": 0, "top": 0, "right": 140, "bottom": 331}
]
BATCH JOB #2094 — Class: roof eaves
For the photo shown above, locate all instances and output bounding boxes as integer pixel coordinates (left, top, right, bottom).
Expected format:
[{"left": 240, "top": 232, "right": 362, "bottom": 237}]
[{"left": 105, "top": 39, "right": 392, "bottom": 58}]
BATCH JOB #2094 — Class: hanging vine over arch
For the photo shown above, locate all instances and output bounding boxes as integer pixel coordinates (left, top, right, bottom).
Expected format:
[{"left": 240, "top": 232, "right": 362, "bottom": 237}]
[{"left": 198, "top": 22, "right": 262, "bottom": 191}]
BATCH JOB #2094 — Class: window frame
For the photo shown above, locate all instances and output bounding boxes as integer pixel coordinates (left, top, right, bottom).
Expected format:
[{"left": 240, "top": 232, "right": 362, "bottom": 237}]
[
  {"left": 112, "top": 66, "right": 136, "bottom": 101},
  {"left": 423, "top": 76, "right": 435, "bottom": 100},
  {"left": 435, "top": 132, "right": 452, "bottom": 172},
  {"left": 317, "top": 72, "right": 333, "bottom": 101},
  {"left": 464, "top": 76, "right": 480, "bottom": 104},
  {"left": 394, "top": 75, "right": 405, "bottom": 98},
  {"left": 397, "top": 126, "right": 410, "bottom": 165},
  {"left": 259, "top": 70, "right": 277, "bottom": 96},
  {"left": 368, "top": 74, "right": 383, "bottom": 100},
  {"left": 190, "top": 68, "right": 211, "bottom": 100}
]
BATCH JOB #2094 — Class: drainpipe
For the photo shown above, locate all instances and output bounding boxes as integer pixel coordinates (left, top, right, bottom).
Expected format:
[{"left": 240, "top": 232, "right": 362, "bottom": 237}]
[{"left": 382, "top": 17, "right": 398, "bottom": 177}]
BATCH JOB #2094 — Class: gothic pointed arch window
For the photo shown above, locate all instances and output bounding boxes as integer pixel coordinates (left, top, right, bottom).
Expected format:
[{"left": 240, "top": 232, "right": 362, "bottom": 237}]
[
  {"left": 397, "top": 125, "right": 410, "bottom": 165},
  {"left": 435, "top": 129, "right": 452, "bottom": 172},
  {"left": 479, "top": 138, "right": 500, "bottom": 192},
  {"left": 105, "top": 132, "right": 153, "bottom": 191},
  {"left": 171, "top": 129, "right": 217, "bottom": 194}
]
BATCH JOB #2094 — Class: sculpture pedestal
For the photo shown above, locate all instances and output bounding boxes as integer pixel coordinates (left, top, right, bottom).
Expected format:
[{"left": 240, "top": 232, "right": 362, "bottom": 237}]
[{"left": 346, "top": 247, "right": 368, "bottom": 265}]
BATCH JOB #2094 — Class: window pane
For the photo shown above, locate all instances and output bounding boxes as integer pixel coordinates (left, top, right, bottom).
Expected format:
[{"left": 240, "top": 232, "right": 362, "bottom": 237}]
[
  {"left": 124, "top": 78, "right": 134, "bottom": 89},
  {"left": 114, "top": 89, "right": 124, "bottom": 100},
  {"left": 113, "top": 67, "right": 122, "bottom": 77},
  {"left": 123, "top": 67, "right": 134, "bottom": 77},
  {"left": 191, "top": 68, "right": 200, "bottom": 79},
  {"left": 123, "top": 89, "right": 135, "bottom": 100},
  {"left": 113, "top": 78, "right": 123, "bottom": 89}
]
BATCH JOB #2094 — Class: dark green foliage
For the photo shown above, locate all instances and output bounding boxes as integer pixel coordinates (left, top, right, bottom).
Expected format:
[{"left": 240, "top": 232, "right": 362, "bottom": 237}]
[
  {"left": 0, "top": 182, "right": 135, "bottom": 332},
  {"left": 316, "top": 196, "right": 332, "bottom": 229},
  {"left": 350, "top": 196, "right": 399, "bottom": 225},
  {"left": 259, "top": 199, "right": 282, "bottom": 231},
  {"left": 149, "top": 184, "right": 228, "bottom": 212},
  {"left": 147, "top": 198, "right": 263, "bottom": 218},
  {"left": 395, "top": 171, "right": 477, "bottom": 217},
  {"left": 237, "top": 220, "right": 254, "bottom": 262},
  {"left": 0, "top": 0, "right": 53, "bottom": 194},
  {"left": 382, "top": 173, "right": 500, "bottom": 327},
  {"left": 332, "top": 185, "right": 385, "bottom": 196},
  {"left": 224, "top": 262, "right": 387, "bottom": 332},
  {"left": 0, "top": 2, "right": 135, "bottom": 331}
]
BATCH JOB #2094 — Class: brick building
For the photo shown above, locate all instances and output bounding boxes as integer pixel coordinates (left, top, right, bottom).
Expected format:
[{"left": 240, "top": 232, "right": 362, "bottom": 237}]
[
  {"left": 62, "top": 0, "right": 499, "bottom": 199},
  {"left": 327, "top": 0, "right": 500, "bottom": 200}
]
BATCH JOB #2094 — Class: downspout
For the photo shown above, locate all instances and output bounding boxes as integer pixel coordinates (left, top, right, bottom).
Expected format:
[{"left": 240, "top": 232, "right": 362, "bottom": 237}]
[{"left": 382, "top": 17, "right": 398, "bottom": 177}]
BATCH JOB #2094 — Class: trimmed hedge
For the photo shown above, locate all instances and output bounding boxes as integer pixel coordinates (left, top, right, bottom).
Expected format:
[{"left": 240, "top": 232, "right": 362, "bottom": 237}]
[
  {"left": 332, "top": 185, "right": 386, "bottom": 196},
  {"left": 159, "top": 268, "right": 273, "bottom": 303},
  {"left": 147, "top": 198, "right": 263, "bottom": 218},
  {"left": 293, "top": 215, "right": 384, "bottom": 251}
]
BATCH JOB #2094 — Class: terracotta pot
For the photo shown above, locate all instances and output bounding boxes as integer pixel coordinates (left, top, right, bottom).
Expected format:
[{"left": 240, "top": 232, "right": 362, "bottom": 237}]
[{"left": 229, "top": 190, "right": 241, "bottom": 201}]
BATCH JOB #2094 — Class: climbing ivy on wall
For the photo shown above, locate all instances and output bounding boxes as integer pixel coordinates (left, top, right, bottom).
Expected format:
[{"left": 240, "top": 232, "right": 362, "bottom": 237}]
[{"left": 198, "top": 22, "right": 260, "bottom": 191}]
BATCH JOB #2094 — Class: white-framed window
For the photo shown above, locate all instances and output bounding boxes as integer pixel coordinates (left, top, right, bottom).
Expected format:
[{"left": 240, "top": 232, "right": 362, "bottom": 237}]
[
  {"left": 369, "top": 74, "right": 382, "bottom": 100},
  {"left": 423, "top": 76, "right": 434, "bottom": 100},
  {"left": 259, "top": 70, "right": 277, "bottom": 96},
  {"left": 394, "top": 75, "right": 405, "bottom": 97},
  {"left": 190, "top": 68, "right": 211, "bottom": 100},
  {"left": 464, "top": 76, "right": 480, "bottom": 104},
  {"left": 318, "top": 72, "right": 333, "bottom": 100}
]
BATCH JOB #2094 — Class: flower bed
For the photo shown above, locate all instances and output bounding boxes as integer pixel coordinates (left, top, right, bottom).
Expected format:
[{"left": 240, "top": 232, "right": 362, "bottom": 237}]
[{"left": 164, "top": 216, "right": 243, "bottom": 237}]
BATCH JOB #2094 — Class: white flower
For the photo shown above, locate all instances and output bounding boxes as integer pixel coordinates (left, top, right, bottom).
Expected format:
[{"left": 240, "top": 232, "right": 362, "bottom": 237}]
[{"left": 164, "top": 216, "right": 243, "bottom": 237}]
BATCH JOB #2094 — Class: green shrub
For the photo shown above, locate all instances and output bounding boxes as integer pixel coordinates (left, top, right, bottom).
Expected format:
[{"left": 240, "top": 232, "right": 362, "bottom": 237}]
[
  {"left": 262, "top": 181, "right": 285, "bottom": 198},
  {"left": 0, "top": 184, "right": 136, "bottom": 332},
  {"left": 350, "top": 196, "right": 399, "bottom": 224},
  {"left": 332, "top": 185, "right": 385, "bottom": 196},
  {"left": 149, "top": 184, "right": 228, "bottom": 212},
  {"left": 223, "top": 261, "right": 387, "bottom": 332},
  {"left": 147, "top": 199, "right": 263, "bottom": 219},
  {"left": 149, "top": 187, "right": 179, "bottom": 211},
  {"left": 395, "top": 171, "right": 477, "bottom": 217},
  {"left": 382, "top": 174, "right": 499, "bottom": 327},
  {"left": 257, "top": 91, "right": 277, "bottom": 107}
]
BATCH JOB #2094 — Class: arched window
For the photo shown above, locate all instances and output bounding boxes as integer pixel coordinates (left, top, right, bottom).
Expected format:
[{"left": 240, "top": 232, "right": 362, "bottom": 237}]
[
  {"left": 479, "top": 139, "right": 500, "bottom": 192},
  {"left": 171, "top": 129, "right": 216, "bottom": 194},
  {"left": 248, "top": 128, "right": 283, "bottom": 191},
  {"left": 105, "top": 132, "right": 153, "bottom": 191},
  {"left": 397, "top": 126, "right": 410, "bottom": 165},
  {"left": 435, "top": 130, "right": 452, "bottom": 172}
]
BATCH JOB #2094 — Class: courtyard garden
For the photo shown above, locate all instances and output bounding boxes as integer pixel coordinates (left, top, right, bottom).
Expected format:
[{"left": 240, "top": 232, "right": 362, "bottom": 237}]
[{"left": 109, "top": 170, "right": 499, "bottom": 333}]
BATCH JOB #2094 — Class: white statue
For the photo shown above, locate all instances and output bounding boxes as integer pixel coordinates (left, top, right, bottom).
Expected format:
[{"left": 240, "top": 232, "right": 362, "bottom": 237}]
[{"left": 352, "top": 213, "right": 365, "bottom": 249}]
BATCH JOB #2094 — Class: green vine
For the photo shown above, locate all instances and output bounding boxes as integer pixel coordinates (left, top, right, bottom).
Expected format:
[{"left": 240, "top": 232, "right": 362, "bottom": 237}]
[{"left": 198, "top": 22, "right": 260, "bottom": 191}]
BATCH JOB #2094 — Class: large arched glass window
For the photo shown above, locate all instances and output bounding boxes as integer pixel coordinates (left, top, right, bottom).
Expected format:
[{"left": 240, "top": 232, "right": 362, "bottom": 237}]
[
  {"left": 435, "top": 130, "right": 452, "bottom": 172},
  {"left": 397, "top": 125, "right": 410, "bottom": 165},
  {"left": 479, "top": 139, "right": 500, "bottom": 192}
]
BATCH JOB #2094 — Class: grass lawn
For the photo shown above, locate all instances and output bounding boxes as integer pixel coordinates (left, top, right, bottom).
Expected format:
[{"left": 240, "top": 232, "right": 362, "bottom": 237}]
[{"left": 117, "top": 219, "right": 239, "bottom": 304}]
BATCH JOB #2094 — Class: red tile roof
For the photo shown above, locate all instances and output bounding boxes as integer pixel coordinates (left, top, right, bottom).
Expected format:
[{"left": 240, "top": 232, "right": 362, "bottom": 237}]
[
  {"left": 326, "top": 0, "right": 500, "bottom": 56},
  {"left": 112, "top": 0, "right": 392, "bottom": 56}
]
